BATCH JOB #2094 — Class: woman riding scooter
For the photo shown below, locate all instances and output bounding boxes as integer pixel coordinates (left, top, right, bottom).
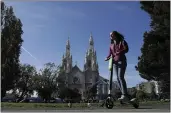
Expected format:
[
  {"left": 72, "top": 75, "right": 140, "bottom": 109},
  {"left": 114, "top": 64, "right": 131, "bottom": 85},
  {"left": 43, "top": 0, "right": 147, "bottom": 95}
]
[{"left": 105, "top": 31, "right": 129, "bottom": 102}]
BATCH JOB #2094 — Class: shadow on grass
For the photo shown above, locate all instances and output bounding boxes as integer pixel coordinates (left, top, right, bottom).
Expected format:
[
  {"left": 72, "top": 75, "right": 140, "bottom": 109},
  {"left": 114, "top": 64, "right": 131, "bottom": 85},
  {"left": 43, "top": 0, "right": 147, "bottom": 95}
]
[{"left": 136, "top": 107, "right": 152, "bottom": 109}]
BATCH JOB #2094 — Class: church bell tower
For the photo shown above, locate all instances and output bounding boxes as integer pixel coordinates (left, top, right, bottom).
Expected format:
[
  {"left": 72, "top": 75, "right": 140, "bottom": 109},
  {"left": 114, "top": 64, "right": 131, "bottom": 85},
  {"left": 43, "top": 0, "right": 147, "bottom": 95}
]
[
  {"left": 61, "top": 37, "right": 72, "bottom": 73},
  {"left": 84, "top": 33, "right": 99, "bottom": 71}
]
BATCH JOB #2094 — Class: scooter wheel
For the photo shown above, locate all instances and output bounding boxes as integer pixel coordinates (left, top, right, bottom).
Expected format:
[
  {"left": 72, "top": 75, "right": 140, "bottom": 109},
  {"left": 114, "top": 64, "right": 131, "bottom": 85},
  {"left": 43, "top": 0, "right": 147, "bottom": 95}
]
[
  {"left": 132, "top": 98, "right": 139, "bottom": 109},
  {"left": 105, "top": 98, "right": 114, "bottom": 109},
  {"left": 120, "top": 100, "right": 124, "bottom": 105},
  {"left": 133, "top": 103, "right": 139, "bottom": 108}
]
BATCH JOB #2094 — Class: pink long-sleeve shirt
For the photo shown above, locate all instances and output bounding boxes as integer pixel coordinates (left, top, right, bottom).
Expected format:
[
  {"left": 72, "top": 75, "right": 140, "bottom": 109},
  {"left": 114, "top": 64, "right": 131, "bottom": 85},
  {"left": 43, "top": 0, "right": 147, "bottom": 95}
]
[{"left": 106, "top": 40, "right": 129, "bottom": 62}]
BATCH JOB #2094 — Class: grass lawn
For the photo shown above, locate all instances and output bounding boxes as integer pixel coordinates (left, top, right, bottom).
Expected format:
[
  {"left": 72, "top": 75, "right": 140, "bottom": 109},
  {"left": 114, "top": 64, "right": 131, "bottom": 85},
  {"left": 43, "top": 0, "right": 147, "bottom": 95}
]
[
  {"left": 1, "top": 102, "right": 90, "bottom": 109},
  {"left": 1, "top": 101, "right": 169, "bottom": 109}
]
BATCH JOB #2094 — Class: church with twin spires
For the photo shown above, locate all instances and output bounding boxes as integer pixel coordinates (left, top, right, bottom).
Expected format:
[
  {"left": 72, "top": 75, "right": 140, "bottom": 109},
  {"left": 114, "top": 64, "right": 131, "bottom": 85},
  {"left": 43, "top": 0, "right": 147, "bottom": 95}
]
[{"left": 57, "top": 33, "right": 119, "bottom": 100}]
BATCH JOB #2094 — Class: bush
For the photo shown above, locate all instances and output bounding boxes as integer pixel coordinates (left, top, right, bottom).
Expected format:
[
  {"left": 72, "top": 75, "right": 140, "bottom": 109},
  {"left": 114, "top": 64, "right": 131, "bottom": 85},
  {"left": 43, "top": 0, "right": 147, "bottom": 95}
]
[{"left": 136, "top": 90, "right": 146, "bottom": 101}]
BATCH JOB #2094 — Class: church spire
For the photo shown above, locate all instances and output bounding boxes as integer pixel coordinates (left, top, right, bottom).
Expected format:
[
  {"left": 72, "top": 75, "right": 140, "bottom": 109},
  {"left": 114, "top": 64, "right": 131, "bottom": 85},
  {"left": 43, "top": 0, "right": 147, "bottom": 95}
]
[
  {"left": 65, "top": 36, "right": 71, "bottom": 57},
  {"left": 84, "top": 32, "right": 99, "bottom": 71},
  {"left": 89, "top": 32, "right": 94, "bottom": 46},
  {"left": 63, "top": 37, "right": 72, "bottom": 73},
  {"left": 88, "top": 32, "right": 94, "bottom": 55},
  {"left": 66, "top": 37, "right": 70, "bottom": 49},
  {"left": 62, "top": 54, "right": 65, "bottom": 60}
]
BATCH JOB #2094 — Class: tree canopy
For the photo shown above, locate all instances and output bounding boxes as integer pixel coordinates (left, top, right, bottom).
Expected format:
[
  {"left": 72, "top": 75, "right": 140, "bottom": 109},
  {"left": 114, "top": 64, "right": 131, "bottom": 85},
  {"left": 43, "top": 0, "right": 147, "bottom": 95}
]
[
  {"left": 135, "top": 1, "right": 170, "bottom": 93},
  {"left": 15, "top": 64, "right": 37, "bottom": 101},
  {"left": 1, "top": 1, "right": 23, "bottom": 98},
  {"left": 34, "top": 63, "right": 59, "bottom": 102}
]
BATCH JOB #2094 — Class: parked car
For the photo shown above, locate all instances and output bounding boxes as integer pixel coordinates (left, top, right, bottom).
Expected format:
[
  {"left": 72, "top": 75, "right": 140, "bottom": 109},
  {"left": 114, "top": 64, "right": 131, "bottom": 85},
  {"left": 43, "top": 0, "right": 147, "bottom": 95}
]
[
  {"left": 2, "top": 97, "right": 17, "bottom": 102},
  {"left": 26, "top": 97, "right": 43, "bottom": 103},
  {"left": 49, "top": 98, "right": 64, "bottom": 103}
]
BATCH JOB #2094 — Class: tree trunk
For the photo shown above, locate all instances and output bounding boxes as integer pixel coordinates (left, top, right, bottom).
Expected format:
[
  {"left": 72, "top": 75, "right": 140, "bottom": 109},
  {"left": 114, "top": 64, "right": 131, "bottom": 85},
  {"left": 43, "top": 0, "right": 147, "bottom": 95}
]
[
  {"left": 1, "top": 89, "right": 6, "bottom": 98},
  {"left": 18, "top": 90, "right": 27, "bottom": 102}
]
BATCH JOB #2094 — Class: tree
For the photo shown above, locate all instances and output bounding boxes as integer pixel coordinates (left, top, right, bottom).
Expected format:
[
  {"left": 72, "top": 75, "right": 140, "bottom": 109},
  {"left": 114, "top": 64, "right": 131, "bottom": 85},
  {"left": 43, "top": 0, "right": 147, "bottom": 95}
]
[
  {"left": 58, "top": 87, "right": 81, "bottom": 102},
  {"left": 128, "top": 87, "right": 137, "bottom": 99},
  {"left": 15, "top": 64, "right": 37, "bottom": 101},
  {"left": 34, "top": 63, "right": 59, "bottom": 102},
  {"left": 135, "top": 1, "right": 170, "bottom": 93},
  {"left": 1, "top": 2, "right": 23, "bottom": 98},
  {"left": 85, "top": 84, "right": 98, "bottom": 100}
]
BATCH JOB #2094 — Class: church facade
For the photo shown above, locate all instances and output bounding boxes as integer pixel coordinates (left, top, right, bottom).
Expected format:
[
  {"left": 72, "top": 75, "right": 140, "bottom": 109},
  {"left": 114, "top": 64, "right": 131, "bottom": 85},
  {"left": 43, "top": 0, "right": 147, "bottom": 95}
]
[{"left": 57, "top": 33, "right": 119, "bottom": 100}]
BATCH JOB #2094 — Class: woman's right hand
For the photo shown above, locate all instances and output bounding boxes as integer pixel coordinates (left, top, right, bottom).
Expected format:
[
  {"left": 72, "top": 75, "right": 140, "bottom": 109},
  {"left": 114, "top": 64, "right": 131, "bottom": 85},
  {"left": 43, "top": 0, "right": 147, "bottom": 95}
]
[{"left": 105, "top": 58, "right": 109, "bottom": 61}]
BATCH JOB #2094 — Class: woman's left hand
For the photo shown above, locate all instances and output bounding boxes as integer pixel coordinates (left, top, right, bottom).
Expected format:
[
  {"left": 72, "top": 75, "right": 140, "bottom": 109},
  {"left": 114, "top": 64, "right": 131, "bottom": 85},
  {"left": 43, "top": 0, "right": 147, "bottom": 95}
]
[{"left": 105, "top": 58, "right": 109, "bottom": 61}]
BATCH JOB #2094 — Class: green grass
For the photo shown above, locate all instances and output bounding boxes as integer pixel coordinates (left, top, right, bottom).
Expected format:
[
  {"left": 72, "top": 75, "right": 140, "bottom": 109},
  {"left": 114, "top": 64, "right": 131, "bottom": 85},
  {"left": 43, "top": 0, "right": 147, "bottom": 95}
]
[
  {"left": 1, "top": 101, "right": 169, "bottom": 109},
  {"left": 1, "top": 102, "right": 92, "bottom": 109},
  {"left": 140, "top": 100, "right": 170, "bottom": 105}
]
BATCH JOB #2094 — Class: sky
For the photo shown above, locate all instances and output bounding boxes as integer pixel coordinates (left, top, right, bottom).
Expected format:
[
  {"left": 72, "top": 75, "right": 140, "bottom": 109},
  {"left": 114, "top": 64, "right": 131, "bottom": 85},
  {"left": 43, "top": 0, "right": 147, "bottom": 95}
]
[{"left": 5, "top": 1, "right": 151, "bottom": 88}]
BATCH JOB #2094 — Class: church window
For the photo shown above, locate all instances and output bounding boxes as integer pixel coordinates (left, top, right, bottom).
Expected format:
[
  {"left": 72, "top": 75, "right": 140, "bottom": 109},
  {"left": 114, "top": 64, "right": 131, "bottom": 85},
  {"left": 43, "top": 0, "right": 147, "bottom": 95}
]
[{"left": 73, "top": 77, "right": 79, "bottom": 84}]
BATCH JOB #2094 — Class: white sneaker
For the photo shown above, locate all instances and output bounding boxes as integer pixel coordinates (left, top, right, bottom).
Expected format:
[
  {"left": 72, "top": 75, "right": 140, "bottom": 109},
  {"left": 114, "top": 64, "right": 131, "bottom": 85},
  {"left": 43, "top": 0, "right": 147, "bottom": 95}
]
[
  {"left": 118, "top": 95, "right": 129, "bottom": 102},
  {"left": 130, "top": 98, "right": 138, "bottom": 104},
  {"left": 130, "top": 98, "right": 136, "bottom": 102},
  {"left": 107, "top": 96, "right": 111, "bottom": 99}
]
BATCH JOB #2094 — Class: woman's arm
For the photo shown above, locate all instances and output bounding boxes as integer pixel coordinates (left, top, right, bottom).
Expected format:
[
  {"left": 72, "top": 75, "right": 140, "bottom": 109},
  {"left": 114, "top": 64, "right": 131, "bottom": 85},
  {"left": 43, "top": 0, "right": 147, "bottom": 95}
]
[
  {"left": 122, "top": 40, "right": 129, "bottom": 54},
  {"left": 116, "top": 40, "right": 129, "bottom": 55}
]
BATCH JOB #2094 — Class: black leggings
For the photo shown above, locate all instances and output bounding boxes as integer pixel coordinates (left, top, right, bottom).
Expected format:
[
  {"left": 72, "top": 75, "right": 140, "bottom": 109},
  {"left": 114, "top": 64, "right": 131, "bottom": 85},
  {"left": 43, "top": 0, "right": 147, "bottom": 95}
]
[{"left": 113, "top": 60, "right": 128, "bottom": 96}]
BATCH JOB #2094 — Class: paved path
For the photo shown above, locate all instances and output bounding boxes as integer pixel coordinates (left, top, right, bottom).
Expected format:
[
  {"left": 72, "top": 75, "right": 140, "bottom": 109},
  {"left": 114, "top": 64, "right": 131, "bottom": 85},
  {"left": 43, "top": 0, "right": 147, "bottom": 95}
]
[{"left": 2, "top": 102, "right": 170, "bottom": 112}]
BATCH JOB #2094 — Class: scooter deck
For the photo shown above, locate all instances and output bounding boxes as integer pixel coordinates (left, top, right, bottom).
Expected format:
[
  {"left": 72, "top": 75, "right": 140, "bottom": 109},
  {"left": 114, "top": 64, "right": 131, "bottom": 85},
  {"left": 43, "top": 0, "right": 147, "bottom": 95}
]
[{"left": 119, "top": 98, "right": 139, "bottom": 108}]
